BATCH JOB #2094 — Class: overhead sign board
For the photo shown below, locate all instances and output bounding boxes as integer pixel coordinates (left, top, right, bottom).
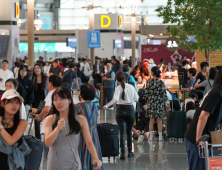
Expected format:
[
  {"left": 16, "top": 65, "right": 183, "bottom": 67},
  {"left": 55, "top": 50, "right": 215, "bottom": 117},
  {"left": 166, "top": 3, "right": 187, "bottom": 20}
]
[
  {"left": 66, "top": 37, "right": 77, "bottom": 48},
  {"left": 15, "top": 2, "right": 20, "bottom": 18},
  {"left": 87, "top": 30, "right": 101, "bottom": 48},
  {"left": 94, "top": 14, "right": 124, "bottom": 30}
]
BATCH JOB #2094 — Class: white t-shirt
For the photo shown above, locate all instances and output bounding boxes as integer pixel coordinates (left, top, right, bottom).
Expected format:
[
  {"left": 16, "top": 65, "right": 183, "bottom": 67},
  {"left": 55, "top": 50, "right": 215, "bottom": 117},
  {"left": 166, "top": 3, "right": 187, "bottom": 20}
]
[
  {"left": 83, "top": 62, "right": 90, "bottom": 76},
  {"left": 20, "top": 102, "right": 26, "bottom": 120},
  {"left": 187, "top": 109, "right": 196, "bottom": 119},
  {"left": 113, "top": 83, "right": 139, "bottom": 104},
  {"left": 0, "top": 69, "right": 14, "bottom": 91},
  {"left": 40, "top": 89, "right": 56, "bottom": 134}
]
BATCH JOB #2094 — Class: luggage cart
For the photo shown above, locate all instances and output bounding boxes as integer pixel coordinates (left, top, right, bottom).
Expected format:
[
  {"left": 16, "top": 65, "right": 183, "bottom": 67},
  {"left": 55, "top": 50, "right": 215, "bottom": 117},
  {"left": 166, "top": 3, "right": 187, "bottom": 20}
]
[{"left": 197, "top": 135, "right": 222, "bottom": 170}]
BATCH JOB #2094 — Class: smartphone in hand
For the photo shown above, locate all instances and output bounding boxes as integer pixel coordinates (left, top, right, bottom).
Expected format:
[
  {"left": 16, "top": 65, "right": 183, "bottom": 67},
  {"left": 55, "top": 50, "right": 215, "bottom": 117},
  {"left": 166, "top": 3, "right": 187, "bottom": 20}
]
[{"left": 91, "top": 163, "right": 97, "bottom": 170}]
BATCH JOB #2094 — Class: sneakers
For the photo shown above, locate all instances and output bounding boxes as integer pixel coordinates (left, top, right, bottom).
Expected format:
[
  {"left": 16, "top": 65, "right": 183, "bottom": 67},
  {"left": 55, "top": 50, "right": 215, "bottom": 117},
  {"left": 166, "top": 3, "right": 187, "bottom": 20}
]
[
  {"left": 137, "top": 135, "right": 144, "bottom": 144},
  {"left": 159, "top": 137, "right": 164, "bottom": 141}
]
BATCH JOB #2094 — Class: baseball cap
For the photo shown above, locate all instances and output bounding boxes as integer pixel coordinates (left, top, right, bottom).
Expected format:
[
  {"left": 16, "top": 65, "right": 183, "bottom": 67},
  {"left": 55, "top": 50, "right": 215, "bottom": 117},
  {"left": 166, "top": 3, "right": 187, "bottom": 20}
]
[
  {"left": 1, "top": 90, "right": 24, "bottom": 103},
  {"left": 149, "top": 59, "right": 154, "bottom": 64}
]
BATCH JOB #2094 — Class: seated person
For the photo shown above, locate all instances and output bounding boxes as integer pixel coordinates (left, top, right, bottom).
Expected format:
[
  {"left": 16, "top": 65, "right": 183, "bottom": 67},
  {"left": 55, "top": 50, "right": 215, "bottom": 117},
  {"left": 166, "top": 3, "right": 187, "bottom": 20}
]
[
  {"left": 181, "top": 68, "right": 197, "bottom": 92},
  {"left": 184, "top": 90, "right": 198, "bottom": 111}
]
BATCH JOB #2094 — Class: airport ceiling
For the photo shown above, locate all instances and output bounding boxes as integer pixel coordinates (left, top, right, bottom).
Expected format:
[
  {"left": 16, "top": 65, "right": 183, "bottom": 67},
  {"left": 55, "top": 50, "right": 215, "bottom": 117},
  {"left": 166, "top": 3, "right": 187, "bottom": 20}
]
[{"left": 19, "top": 0, "right": 55, "bottom": 4}]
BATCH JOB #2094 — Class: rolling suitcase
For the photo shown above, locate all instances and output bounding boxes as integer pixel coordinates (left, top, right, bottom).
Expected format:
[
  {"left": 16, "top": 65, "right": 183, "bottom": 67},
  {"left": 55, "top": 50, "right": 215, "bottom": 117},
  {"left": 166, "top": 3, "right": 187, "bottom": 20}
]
[
  {"left": 167, "top": 88, "right": 187, "bottom": 139},
  {"left": 24, "top": 110, "right": 44, "bottom": 170},
  {"left": 97, "top": 123, "right": 119, "bottom": 160},
  {"left": 167, "top": 110, "right": 187, "bottom": 138}
]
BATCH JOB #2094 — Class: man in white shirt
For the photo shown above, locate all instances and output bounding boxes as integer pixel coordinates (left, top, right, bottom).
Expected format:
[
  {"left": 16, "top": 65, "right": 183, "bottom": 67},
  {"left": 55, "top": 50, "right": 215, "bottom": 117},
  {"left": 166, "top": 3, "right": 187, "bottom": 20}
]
[
  {"left": 32, "top": 75, "right": 62, "bottom": 170},
  {"left": 82, "top": 58, "right": 90, "bottom": 76},
  {"left": 0, "top": 60, "right": 14, "bottom": 95},
  {"left": 148, "top": 59, "right": 157, "bottom": 74}
]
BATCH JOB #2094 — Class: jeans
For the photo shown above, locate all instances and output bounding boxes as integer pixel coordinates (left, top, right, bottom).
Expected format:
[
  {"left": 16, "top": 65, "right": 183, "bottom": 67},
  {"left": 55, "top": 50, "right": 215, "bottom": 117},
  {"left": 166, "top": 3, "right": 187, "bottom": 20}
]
[
  {"left": 116, "top": 105, "right": 135, "bottom": 153},
  {"left": 41, "top": 134, "right": 49, "bottom": 170},
  {"left": 72, "top": 78, "right": 82, "bottom": 90},
  {"left": 184, "top": 138, "right": 205, "bottom": 170},
  {"left": 104, "top": 88, "right": 114, "bottom": 107}
]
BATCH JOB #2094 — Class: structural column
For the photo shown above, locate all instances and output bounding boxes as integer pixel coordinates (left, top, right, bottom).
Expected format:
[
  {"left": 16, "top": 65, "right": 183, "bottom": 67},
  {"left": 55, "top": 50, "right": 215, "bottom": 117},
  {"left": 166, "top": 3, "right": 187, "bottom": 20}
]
[
  {"left": 131, "top": 16, "right": 136, "bottom": 68},
  {"left": 27, "top": 0, "right": 35, "bottom": 67},
  {"left": 89, "top": 8, "right": 95, "bottom": 65}
]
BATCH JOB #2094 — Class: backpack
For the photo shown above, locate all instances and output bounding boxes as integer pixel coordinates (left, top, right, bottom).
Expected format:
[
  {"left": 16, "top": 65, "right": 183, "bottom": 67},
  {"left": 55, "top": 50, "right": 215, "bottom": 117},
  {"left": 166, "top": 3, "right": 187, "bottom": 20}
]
[
  {"left": 61, "top": 69, "right": 72, "bottom": 88},
  {"left": 124, "top": 73, "right": 135, "bottom": 87}
]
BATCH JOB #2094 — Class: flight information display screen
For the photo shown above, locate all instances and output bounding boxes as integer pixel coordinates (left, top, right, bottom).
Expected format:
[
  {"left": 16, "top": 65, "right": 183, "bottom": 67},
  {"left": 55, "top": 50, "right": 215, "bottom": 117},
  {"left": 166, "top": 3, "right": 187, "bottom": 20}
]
[{"left": 0, "top": 35, "right": 9, "bottom": 57}]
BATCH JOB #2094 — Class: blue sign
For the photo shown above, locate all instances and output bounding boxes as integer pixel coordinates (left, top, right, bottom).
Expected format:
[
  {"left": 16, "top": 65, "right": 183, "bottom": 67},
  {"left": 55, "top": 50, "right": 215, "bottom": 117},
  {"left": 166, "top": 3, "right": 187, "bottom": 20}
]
[
  {"left": 88, "top": 30, "right": 101, "bottom": 48},
  {"left": 66, "top": 37, "right": 77, "bottom": 48}
]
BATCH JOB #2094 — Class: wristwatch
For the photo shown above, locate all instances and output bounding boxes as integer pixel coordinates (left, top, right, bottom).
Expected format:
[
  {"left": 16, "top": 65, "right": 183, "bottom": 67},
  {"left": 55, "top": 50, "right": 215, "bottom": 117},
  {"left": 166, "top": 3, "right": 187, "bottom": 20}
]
[{"left": 0, "top": 125, "right": 4, "bottom": 130}]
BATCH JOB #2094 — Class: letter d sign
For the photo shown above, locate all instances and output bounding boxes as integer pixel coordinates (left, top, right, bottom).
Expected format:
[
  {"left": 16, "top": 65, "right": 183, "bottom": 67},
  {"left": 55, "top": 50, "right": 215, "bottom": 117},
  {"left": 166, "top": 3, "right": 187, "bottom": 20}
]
[
  {"left": 15, "top": 2, "right": 20, "bottom": 18},
  {"left": 101, "top": 15, "right": 111, "bottom": 28}
]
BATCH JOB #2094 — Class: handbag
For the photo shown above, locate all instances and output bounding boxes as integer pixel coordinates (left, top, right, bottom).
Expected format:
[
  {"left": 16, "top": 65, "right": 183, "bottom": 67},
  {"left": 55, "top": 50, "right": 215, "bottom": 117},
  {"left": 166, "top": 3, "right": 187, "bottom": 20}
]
[
  {"left": 210, "top": 124, "right": 222, "bottom": 144},
  {"left": 64, "top": 126, "right": 81, "bottom": 170}
]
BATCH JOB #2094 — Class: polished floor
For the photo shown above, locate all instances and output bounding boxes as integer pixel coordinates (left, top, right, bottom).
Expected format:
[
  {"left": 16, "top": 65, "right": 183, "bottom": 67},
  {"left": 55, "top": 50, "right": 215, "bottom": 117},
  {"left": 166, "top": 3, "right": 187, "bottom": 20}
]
[
  {"left": 27, "top": 108, "right": 189, "bottom": 170},
  {"left": 100, "top": 109, "right": 189, "bottom": 170}
]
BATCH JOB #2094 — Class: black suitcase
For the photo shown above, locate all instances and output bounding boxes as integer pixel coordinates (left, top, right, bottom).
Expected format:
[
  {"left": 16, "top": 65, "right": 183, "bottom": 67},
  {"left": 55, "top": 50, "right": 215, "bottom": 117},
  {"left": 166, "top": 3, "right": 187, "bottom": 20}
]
[
  {"left": 97, "top": 123, "right": 119, "bottom": 159},
  {"left": 167, "top": 110, "right": 187, "bottom": 138},
  {"left": 24, "top": 135, "right": 44, "bottom": 170},
  {"left": 24, "top": 111, "right": 44, "bottom": 170}
]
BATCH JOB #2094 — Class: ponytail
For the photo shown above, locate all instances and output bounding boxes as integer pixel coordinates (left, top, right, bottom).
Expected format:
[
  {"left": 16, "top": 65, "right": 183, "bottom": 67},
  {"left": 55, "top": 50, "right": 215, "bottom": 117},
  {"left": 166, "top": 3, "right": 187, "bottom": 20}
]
[
  {"left": 121, "top": 82, "right": 125, "bottom": 100},
  {"left": 115, "top": 72, "right": 126, "bottom": 100}
]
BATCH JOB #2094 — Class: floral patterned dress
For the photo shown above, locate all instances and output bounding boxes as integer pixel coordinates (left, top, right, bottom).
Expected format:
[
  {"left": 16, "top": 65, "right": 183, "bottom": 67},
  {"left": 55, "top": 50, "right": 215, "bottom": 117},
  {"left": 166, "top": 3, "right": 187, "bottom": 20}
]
[{"left": 143, "top": 78, "right": 168, "bottom": 118}]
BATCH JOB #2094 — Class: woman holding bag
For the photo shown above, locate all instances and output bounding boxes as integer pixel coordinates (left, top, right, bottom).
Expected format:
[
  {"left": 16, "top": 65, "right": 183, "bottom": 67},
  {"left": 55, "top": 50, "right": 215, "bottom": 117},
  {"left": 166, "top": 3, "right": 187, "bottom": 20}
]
[{"left": 44, "top": 87, "right": 102, "bottom": 170}]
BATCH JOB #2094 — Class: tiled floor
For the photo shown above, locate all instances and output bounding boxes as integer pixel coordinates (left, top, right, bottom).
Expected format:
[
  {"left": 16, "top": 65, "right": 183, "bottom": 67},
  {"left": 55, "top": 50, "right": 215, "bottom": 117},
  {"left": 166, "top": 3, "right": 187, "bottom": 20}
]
[
  {"left": 100, "top": 109, "right": 189, "bottom": 170},
  {"left": 35, "top": 108, "right": 189, "bottom": 170}
]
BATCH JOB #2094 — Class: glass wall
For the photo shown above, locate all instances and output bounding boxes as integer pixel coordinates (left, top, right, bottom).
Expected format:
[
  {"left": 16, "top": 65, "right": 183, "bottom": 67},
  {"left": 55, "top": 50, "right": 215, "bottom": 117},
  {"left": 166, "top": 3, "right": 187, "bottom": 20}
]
[{"left": 59, "top": 0, "right": 169, "bottom": 30}]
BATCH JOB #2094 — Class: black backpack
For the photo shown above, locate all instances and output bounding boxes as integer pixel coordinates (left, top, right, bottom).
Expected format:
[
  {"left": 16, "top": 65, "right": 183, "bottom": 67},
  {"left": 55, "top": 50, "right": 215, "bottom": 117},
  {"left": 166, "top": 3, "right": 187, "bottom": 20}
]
[{"left": 61, "top": 69, "right": 72, "bottom": 88}]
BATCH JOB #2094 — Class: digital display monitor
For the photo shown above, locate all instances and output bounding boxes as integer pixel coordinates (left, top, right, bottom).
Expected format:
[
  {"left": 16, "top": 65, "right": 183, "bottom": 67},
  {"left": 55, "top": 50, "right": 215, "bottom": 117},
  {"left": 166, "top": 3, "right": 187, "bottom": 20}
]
[
  {"left": 0, "top": 35, "right": 10, "bottom": 57},
  {"left": 114, "top": 39, "right": 121, "bottom": 48},
  {"left": 66, "top": 37, "right": 77, "bottom": 48}
]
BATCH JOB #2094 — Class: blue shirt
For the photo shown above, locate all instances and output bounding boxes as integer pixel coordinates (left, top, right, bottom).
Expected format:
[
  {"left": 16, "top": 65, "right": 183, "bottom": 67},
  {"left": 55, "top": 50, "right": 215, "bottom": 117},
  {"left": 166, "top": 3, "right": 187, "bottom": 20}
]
[
  {"left": 115, "top": 72, "right": 137, "bottom": 85},
  {"left": 69, "top": 70, "right": 78, "bottom": 90}
]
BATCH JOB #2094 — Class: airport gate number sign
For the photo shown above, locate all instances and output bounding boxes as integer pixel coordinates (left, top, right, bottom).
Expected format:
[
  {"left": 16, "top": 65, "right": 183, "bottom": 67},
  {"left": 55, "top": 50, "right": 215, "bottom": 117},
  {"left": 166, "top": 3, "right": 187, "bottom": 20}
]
[{"left": 87, "top": 30, "right": 101, "bottom": 48}]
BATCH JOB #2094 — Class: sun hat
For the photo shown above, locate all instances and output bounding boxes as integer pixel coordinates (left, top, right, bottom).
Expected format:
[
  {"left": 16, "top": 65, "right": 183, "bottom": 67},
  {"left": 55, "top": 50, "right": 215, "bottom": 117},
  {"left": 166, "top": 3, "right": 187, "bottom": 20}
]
[{"left": 1, "top": 90, "right": 24, "bottom": 103}]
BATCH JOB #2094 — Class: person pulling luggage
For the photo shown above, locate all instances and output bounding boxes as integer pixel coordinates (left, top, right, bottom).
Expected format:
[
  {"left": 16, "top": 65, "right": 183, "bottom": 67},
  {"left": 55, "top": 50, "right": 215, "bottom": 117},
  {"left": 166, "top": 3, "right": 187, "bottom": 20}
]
[{"left": 103, "top": 72, "right": 139, "bottom": 159}]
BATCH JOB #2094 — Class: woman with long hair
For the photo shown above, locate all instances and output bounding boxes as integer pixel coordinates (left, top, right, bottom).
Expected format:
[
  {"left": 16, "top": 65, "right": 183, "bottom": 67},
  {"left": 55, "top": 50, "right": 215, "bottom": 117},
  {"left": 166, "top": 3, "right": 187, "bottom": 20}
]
[
  {"left": 143, "top": 66, "right": 168, "bottom": 141},
  {"left": 103, "top": 72, "right": 139, "bottom": 159},
  {"left": 0, "top": 90, "right": 30, "bottom": 170},
  {"left": 17, "top": 65, "right": 35, "bottom": 119},
  {"left": 31, "top": 63, "right": 49, "bottom": 139},
  {"left": 75, "top": 84, "right": 104, "bottom": 170},
  {"left": 141, "top": 62, "right": 151, "bottom": 86},
  {"left": 44, "top": 87, "right": 102, "bottom": 170}
]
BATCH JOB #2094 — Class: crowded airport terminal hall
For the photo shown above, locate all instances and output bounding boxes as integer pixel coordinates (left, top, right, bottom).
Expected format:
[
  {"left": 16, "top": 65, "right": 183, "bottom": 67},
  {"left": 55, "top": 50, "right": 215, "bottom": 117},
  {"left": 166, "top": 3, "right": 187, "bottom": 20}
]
[{"left": 1, "top": 0, "right": 222, "bottom": 170}]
